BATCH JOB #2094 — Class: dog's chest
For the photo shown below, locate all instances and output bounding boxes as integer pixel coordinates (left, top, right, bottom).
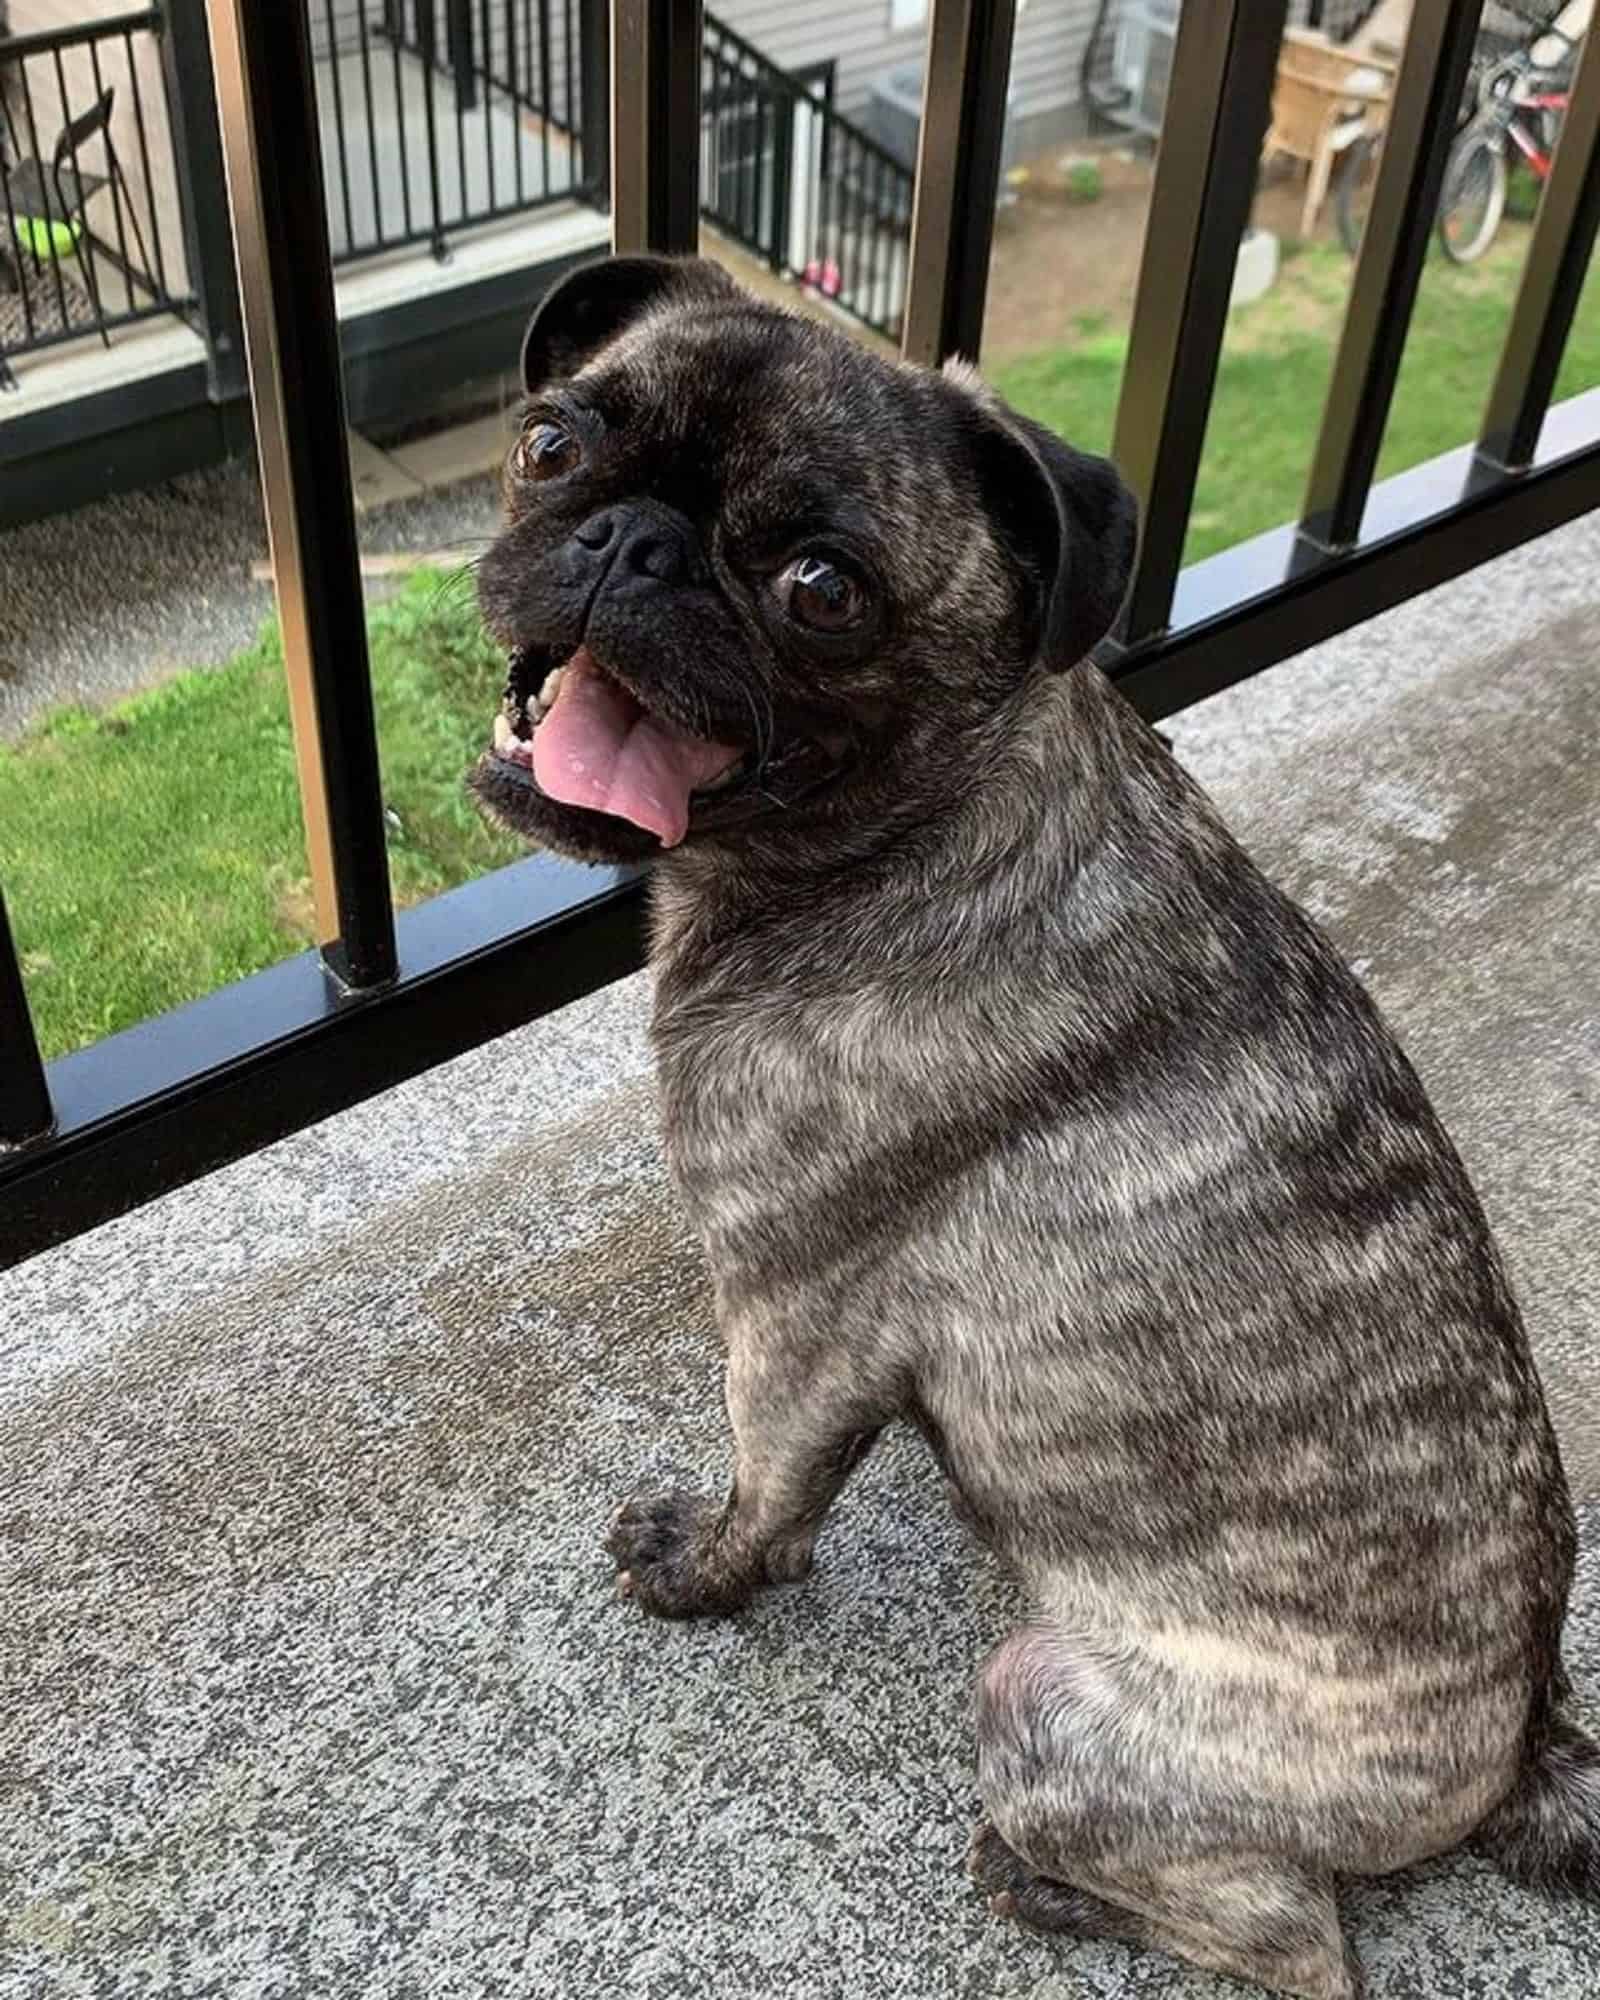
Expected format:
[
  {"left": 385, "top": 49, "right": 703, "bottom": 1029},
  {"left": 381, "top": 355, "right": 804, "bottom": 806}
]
[{"left": 654, "top": 978, "right": 925, "bottom": 1199}]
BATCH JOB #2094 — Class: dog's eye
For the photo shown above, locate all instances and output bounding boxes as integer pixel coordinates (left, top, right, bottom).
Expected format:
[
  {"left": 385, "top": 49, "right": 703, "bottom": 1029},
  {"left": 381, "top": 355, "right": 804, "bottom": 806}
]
[
  {"left": 776, "top": 555, "right": 867, "bottom": 633},
  {"left": 515, "top": 420, "right": 581, "bottom": 482}
]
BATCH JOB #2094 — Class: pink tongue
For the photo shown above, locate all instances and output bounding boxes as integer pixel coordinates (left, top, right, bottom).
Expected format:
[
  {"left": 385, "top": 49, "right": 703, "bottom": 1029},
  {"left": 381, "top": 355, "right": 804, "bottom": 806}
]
[{"left": 530, "top": 648, "right": 742, "bottom": 848}]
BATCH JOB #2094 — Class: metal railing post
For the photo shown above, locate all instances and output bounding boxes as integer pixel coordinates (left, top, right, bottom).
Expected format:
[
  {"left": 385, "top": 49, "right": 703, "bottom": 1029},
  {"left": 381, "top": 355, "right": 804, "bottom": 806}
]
[
  {"left": 1299, "top": 0, "right": 1484, "bottom": 552},
  {"left": 159, "top": 0, "right": 247, "bottom": 400},
  {"left": 203, "top": 0, "right": 399, "bottom": 992},
  {"left": 1110, "top": 0, "right": 1289, "bottom": 647},
  {"left": 0, "top": 891, "right": 53, "bottom": 1150},
  {"left": 579, "top": 0, "right": 611, "bottom": 200},
  {"left": 611, "top": 0, "right": 701, "bottom": 255},
  {"left": 1479, "top": 19, "right": 1600, "bottom": 472},
  {"left": 900, "top": 0, "right": 1017, "bottom": 367}
]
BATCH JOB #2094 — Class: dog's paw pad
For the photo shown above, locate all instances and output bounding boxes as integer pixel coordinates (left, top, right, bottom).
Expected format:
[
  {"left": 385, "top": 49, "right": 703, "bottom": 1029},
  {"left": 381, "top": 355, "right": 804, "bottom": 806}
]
[{"left": 603, "top": 1489, "right": 745, "bottom": 1618}]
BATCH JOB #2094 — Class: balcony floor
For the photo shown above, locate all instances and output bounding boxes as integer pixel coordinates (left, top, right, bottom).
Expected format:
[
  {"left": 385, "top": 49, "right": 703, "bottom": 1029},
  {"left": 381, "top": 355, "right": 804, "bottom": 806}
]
[{"left": 5, "top": 507, "right": 1600, "bottom": 1997}]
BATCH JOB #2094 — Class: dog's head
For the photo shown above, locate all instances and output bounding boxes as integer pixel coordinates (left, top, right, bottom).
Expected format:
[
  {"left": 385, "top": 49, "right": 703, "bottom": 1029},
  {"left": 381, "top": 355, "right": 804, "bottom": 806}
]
[{"left": 470, "top": 255, "right": 1136, "bottom": 862}]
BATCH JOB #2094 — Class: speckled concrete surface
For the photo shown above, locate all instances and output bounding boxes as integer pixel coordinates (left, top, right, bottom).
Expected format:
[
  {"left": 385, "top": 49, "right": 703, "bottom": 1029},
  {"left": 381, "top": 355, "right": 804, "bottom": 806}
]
[
  {"left": 0, "top": 463, "right": 506, "bottom": 743},
  {"left": 3, "top": 508, "right": 1599, "bottom": 1998}
]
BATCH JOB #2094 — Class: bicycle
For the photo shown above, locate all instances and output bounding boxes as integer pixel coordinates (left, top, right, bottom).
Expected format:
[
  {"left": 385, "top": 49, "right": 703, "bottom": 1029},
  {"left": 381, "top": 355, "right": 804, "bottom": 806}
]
[
  {"left": 1334, "top": 13, "right": 1580, "bottom": 259},
  {"left": 1437, "top": 22, "right": 1577, "bottom": 261}
]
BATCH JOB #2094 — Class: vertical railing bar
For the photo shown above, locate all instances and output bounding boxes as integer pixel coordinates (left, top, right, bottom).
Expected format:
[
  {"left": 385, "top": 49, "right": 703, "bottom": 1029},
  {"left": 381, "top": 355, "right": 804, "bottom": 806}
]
[
  {"left": 612, "top": 0, "right": 700, "bottom": 255},
  {"left": 0, "top": 890, "right": 54, "bottom": 1150},
  {"left": 562, "top": 0, "right": 575, "bottom": 183},
  {"left": 538, "top": 0, "right": 553, "bottom": 199},
  {"left": 479, "top": 0, "right": 496, "bottom": 215},
  {"left": 866, "top": 149, "right": 880, "bottom": 329},
  {"left": 1479, "top": 18, "right": 1600, "bottom": 471},
  {"left": 79, "top": 39, "right": 134, "bottom": 310},
  {"left": 1110, "top": 0, "right": 1289, "bottom": 648},
  {"left": 656, "top": 0, "right": 701, "bottom": 254},
  {"left": 356, "top": 2, "right": 387, "bottom": 244},
  {"left": 2, "top": 63, "right": 39, "bottom": 345},
  {"left": 762, "top": 74, "right": 775, "bottom": 258},
  {"left": 769, "top": 71, "right": 792, "bottom": 275},
  {"left": 83, "top": 38, "right": 137, "bottom": 312},
  {"left": 389, "top": 2, "right": 416, "bottom": 240},
  {"left": 320, "top": 0, "right": 357, "bottom": 255},
  {"left": 513, "top": 0, "right": 528, "bottom": 201},
  {"left": 124, "top": 28, "right": 172, "bottom": 298},
  {"left": 578, "top": 0, "right": 609, "bottom": 202},
  {"left": 745, "top": 68, "right": 757, "bottom": 250},
  {"left": 1300, "top": 0, "right": 1484, "bottom": 553},
  {"left": 743, "top": 66, "right": 756, "bottom": 250},
  {"left": 749, "top": 60, "right": 761, "bottom": 249},
  {"left": 40, "top": 52, "right": 77, "bottom": 328},
  {"left": 452, "top": 0, "right": 471, "bottom": 225},
  {"left": 821, "top": 99, "right": 836, "bottom": 282},
  {"left": 612, "top": 0, "right": 646, "bottom": 245},
  {"left": 901, "top": 0, "right": 1017, "bottom": 367},
  {"left": 203, "top": 0, "right": 399, "bottom": 991},
  {"left": 846, "top": 131, "right": 864, "bottom": 313},
  {"left": 158, "top": 0, "right": 247, "bottom": 395},
  {"left": 702, "top": 41, "right": 719, "bottom": 228},
  {"left": 418, "top": 5, "right": 448, "bottom": 255}
]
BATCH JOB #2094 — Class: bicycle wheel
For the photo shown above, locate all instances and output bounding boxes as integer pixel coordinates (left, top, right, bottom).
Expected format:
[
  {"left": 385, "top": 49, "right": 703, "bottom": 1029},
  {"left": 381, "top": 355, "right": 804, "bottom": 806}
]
[
  {"left": 1335, "top": 131, "right": 1384, "bottom": 256},
  {"left": 1437, "top": 130, "right": 1508, "bottom": 263}
]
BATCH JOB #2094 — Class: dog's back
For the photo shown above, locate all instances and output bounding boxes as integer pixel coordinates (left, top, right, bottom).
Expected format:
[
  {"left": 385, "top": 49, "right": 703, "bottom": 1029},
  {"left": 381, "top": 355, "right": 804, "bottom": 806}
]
[{"left": 653, "top": 660, "right": 1593, "bottom": 1996}]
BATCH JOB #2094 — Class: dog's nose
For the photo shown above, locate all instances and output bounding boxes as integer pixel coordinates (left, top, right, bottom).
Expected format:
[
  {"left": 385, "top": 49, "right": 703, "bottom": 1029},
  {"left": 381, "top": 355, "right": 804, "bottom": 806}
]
[
  {"left": 617, "top": 520, "right": 691, "bottom": 584},
  {"left": 573, "top": 506, "right": 698, "bottom": 587},
  {"left": 574, "top": 511, "right": 616, "bottom": 551}
]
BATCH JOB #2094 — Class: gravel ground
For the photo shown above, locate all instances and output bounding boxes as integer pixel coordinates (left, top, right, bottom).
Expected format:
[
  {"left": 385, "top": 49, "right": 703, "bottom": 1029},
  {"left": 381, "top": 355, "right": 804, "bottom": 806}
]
[{"left": 0, "top": 459, "right": 507, "bottom": 742}]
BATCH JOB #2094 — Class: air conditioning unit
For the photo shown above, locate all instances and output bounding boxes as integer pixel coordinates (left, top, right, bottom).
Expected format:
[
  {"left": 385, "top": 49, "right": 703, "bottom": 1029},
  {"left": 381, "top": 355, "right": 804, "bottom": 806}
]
[
  {"left": 865, "top": 61, "right": 1022, "bottom": 179},
  {"left": 1112, "top": 0, "right": 1181, "bottom": 136}
]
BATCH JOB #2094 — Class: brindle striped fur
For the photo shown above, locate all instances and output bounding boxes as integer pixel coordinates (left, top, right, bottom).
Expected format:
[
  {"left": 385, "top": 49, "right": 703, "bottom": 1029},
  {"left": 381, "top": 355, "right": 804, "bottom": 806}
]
[{"left": 474, "top": 258, "right": 1600, "bottom": 2000}]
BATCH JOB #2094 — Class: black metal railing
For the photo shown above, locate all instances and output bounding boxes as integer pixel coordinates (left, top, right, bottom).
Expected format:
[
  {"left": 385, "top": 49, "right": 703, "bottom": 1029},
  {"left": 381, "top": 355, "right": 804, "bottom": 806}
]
[
  {"left": 701, "top": 12, "right": 913, "bottom": 341},
  {"left": 0, "top": 7, "right": 196, "bottom": 372},
  {"left": 310, "top": 0, "right": 590, "bottom": 263},
  {"left": 3, "top": 0, "right": 1599, "bottom": 1266}
]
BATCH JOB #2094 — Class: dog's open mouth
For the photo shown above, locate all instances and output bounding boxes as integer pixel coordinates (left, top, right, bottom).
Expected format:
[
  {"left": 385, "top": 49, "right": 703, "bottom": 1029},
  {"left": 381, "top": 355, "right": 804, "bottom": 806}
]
[{"left": 490, "top": 645, "right": 746, "bottom": 849}]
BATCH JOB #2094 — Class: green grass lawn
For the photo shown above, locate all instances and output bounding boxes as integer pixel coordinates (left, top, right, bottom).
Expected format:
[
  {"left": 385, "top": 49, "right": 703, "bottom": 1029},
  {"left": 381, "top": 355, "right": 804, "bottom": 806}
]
[
  {"left": 0, "top": 572, "right": 521, "bottom": 1060},
  {"left": 992, "top": 224, "right": 1600, "bottom": 564}
]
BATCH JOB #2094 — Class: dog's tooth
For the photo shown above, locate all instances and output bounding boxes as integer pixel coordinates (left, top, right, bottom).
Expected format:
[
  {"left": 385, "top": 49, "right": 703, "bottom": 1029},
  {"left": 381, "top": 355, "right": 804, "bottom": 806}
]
[
  {"left": 538, "top": 667, "right": 567, "bottom": 710},
  {"left": 493, "top": 711, "right": 518, "bottom": 755}
]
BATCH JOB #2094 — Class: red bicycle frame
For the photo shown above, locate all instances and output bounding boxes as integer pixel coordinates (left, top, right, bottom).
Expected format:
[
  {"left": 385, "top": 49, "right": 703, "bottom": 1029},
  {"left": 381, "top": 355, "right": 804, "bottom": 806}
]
[{"left": 1506, "top": 90, "right": 1569, "bottom": 180}]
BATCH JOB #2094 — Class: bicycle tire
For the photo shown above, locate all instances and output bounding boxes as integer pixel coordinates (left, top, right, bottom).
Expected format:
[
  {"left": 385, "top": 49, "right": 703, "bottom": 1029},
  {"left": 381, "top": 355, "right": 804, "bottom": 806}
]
[
  {"left": 1437, "top": 129, "right": 1508, "bottom": 263},
  {"left": 1335, "top": 132, "right": 1383, "bottom": 257}
]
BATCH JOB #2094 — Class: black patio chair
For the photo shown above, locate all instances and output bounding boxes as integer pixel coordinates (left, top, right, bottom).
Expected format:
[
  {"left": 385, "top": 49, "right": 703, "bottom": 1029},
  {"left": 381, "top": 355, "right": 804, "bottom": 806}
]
[{"left": 2, "top": 85, "right": 154, "bottom": 358}]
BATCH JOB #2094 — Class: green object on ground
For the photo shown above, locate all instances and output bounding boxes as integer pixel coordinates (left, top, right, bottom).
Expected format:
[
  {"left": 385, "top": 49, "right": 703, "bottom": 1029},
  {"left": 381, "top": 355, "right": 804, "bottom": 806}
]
[
  {"left": 1064, "top": 160, "right": 1103, "bottom": 204},
  {"left": 12, "top": 214, "right": 82, "bottom": 260},
  {"left": 0, "top": 571, "right": 522, "bottom": 1060}
]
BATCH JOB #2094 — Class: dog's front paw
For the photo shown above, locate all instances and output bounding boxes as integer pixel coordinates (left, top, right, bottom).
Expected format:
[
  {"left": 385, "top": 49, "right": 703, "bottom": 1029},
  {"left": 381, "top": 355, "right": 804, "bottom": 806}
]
[{"left": 604, "top": 1491, "right": 751, "bottom": 1619}]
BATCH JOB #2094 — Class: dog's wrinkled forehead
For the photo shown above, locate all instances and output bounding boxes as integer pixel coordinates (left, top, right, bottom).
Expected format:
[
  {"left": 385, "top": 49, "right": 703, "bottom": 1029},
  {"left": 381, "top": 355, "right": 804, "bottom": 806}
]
[{"left": 575, "top": 309, "right": 967, "bottom": 551}]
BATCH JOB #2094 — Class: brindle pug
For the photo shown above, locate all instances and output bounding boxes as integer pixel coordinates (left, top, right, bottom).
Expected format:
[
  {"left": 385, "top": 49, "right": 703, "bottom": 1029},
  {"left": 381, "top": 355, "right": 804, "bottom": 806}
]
[{"left": 471, "top": 255, "right": 1600, "bottom": 1999}]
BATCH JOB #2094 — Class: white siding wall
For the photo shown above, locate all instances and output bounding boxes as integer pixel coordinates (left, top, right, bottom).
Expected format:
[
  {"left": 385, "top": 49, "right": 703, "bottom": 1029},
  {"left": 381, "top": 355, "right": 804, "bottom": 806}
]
[{"left": 711, "top": 0, "right": 1102, "bottom": 134}]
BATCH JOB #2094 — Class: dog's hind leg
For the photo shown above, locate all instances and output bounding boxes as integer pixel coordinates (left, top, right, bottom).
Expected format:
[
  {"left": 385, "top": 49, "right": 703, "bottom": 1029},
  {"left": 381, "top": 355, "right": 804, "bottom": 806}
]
[{"left": 972, "top": 1626, "right": 1362, "bottom": 2000}]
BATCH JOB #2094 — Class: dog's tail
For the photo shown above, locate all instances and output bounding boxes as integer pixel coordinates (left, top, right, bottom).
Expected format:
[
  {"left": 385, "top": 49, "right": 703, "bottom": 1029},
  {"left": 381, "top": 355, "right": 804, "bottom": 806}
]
[{"left": 1475, "top": 1711, "right": 1600, "bottom": 1898}]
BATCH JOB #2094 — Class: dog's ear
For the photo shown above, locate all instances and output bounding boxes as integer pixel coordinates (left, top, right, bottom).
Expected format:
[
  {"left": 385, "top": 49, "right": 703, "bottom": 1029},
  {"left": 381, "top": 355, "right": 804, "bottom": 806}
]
[
  {"left": 521, "top": 254, "right": 741, "bottom": 391},
  {"left": 964, "top": 389, "right": 1139, "bottom": 670}
]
